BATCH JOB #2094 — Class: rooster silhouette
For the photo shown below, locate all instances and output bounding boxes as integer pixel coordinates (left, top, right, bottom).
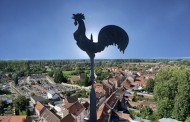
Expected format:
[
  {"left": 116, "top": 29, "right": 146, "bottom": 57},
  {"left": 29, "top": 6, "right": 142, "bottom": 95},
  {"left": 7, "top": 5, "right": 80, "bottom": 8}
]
[
  {"left": 72, "top": 13, "right": 129, "bottom": 121},
  {"left": 72, "top": 13, "right": 129, "bottom": 58}
]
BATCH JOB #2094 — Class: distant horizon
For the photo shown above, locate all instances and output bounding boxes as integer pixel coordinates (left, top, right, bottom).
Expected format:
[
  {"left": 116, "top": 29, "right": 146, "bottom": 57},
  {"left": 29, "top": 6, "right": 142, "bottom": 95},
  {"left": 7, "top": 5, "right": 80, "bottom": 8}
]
[{"left": 0, "top": 57, "right": 190, "bottom": 61}]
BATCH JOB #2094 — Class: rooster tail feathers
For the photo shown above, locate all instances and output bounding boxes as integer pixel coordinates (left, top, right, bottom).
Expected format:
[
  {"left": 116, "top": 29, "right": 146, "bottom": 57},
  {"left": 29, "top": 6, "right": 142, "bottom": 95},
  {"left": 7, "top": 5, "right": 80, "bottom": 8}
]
[{"left": 97, "top": 25, "right": 129, "bottom": 53}]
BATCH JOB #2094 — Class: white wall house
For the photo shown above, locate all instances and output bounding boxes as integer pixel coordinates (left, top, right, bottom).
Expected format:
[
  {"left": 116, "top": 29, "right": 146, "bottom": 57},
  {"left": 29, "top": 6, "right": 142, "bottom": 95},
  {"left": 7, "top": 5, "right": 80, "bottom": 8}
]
[
  {"left": 76, "top": 109, "right": 85, "bottom": 122},
  {"left": 47, "top": 90, "right": 59, "bottom": 100}
]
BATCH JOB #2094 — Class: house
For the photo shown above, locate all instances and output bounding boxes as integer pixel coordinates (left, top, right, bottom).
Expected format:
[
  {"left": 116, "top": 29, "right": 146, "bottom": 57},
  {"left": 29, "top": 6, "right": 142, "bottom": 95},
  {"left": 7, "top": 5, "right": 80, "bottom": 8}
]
[
  {"left": 134, "top": 76, "right": 146, "bottom": 87},
  {"left": 35, "top": 101, "right": 45, "bottom": 116},
  {"left": 0, "top": 95, "right": 12, "bottom": 104},
  {"left": 67, "top": 101, "right": 85, "bottom": 122},
  {"left": 30, "top": 95, "right": 47, "bottom": 105},
  {"left": 94, "top": 83, "right": 106, "bottom": 108},
  {"left": 40, "top": 107, "right": 61, "bottom": 122},
  {"left": 113, "top": 111, "right": 134, "bottom": 122},
  {"left": 48, "top": 95, "right": 88, "bottom": 122},
  {"left": 127, "top": 76, "right": 135, "bottom": 82},
  {"left": 82, "top": 102, "right": 90, "bottom": 119},
  {"left": 47, "top": 90, "right": 60, "bottom": 100},
  {"left": 97, "top": 94, "right": 114, "bottom": 122},
  {"left": 64, "top": 96, "right": 78, "bottom": 109},
  {"left": 97, "top": 88, "right": 128, "bottom": 121},
  {"left": 62, "top": 113, "right": 76, "bottom": 122},
  {"left": 121, "top": 79, "right": 132, "bottom": 90},
  {"left": 0, "top": 115, "right": 32, "bottom": 122},
  {"left": 102, "top": 80, "right": 115, "bottom": 97},
  {"left": 115, "top": 88, "right": 125, "bottom": 101},
  {"left": 108, "top": 77, "right": 118, "bottom": 89},
  {"left": 53, "top": 101, "right": 69, "bottom": 118},
  {"left": 106, "top": 93, "right": 118, "bottom": 110},
  {"left": 115, "top": 74, "right": 125, "bottom": 87}
]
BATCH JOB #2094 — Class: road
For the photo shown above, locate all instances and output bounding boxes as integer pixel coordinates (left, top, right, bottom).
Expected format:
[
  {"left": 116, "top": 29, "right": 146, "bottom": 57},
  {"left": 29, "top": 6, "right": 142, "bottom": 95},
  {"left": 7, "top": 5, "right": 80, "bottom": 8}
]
[{"left": 9, "top": 82, "right": 23, "bottom": 96}]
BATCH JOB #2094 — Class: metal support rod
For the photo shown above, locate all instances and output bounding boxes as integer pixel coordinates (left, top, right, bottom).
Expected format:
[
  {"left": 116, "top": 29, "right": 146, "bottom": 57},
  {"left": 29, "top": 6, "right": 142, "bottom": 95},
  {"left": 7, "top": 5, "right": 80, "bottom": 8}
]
[{"left": 89, "top": 57, "right": 97, "bottom": 122}]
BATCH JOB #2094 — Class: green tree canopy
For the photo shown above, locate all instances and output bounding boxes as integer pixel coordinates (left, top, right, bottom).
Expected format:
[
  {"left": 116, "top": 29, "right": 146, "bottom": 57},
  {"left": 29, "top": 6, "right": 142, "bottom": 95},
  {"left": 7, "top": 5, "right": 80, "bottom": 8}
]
[
  {"left": 54, "top": 70, "right": 67, "bottom": 83},
  {"left": 145, "top": 78, "right": 155, "bottom": 93},
  {"left": 140, "top": 106, "right": 153, "bottom": 119},
  {"left": 154, "top": 66, "right": 190, "bottom": 121},
  {"left": 14, "top": 74, "right": 19, "bottom": 85},
  {"left": 48, "top": 71, "right": 54, "bottom": 77},
  {"left": 13, "top": 95, "right": 28, "bottom": 110},
  {"left": 185, "top": 117, "right": 190, "bottom": 122}
]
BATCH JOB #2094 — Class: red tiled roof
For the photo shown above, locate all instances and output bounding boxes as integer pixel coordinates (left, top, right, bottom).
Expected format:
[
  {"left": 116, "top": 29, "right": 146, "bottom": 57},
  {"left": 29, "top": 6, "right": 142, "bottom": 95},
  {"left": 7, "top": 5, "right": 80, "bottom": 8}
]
[
  {"left": 97, "top": 93, "right": 114, "bottom": 120},
  {"left": 41, "top": 108, "right": 61, "bottom": 122},
  {"left": 115, "top": 112, "right": 132, "bottom": 121},
  {"left": 64, "top": 96, "right": 78, "bottom": 109},
  {"left": 0, "top": 116, "right": 32, "bottom": 122},
  {"left": 97, "top": 103, "right": 106, "bottom": 120},
  {"left": 121, "top": 80, "right": 132, "bottom": 89},
  {"left": 61, "top": 114, "right": 76, "bottom": 122},
  {"left": 68, "top": 101, "right": 85, "bottom": 116},
  {"left": 35, "top": 101, "right": 44, "bottom": 112},
  {"left": 106, "top": 93, "right": 118, "bottom": 109},
  {"left": 103, "top": 83, "right": 112, "bottom": 89}
]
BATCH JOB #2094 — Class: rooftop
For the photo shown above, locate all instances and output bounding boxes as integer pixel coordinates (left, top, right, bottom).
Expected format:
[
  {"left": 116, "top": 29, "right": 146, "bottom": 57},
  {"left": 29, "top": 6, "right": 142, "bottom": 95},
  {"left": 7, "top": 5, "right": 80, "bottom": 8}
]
[
  {"left": 31, "top": 95, "right": 46, "bottom": 102},
  {"left": 62, "top": 114, "right": 76, "bottom": 122},
  {"left": 35, "top": 101, "right": 45, "bottom": 112},
  {"left": 0, "top": 115, "right": 32, "bottom": 122},
  {"left": 68, "top": 101, "right": 85, "bottom": 116}
]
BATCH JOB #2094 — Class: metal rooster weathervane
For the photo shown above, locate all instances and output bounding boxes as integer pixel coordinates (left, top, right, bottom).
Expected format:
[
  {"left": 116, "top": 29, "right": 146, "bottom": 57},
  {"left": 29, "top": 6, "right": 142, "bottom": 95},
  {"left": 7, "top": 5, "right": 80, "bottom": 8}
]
[{"left": 72, "top": 13, "right": 129, "bottom": 122}]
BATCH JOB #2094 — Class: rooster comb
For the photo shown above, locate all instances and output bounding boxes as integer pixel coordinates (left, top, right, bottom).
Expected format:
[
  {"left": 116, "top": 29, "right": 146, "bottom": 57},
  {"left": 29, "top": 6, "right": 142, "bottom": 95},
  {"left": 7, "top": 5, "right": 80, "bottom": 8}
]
[{"left": 73, "top": 13, "right": 85, "bottom": 20}]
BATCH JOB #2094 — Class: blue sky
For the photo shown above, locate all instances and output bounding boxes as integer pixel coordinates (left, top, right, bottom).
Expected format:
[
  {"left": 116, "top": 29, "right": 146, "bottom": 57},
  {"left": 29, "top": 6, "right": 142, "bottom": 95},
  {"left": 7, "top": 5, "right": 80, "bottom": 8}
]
[{"left": 0, "top": 0, "right": 190, "bottom": 59}]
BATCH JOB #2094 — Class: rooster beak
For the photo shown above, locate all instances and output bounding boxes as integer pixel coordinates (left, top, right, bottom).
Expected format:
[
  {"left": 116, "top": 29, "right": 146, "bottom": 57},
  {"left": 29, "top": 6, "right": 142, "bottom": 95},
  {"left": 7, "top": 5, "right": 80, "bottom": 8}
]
[
  {"left": 72, "top": 14, "right": 75, "bottom": 19},
  {"left": 74, "top": 20, "right": 77, "bottom": 26}
]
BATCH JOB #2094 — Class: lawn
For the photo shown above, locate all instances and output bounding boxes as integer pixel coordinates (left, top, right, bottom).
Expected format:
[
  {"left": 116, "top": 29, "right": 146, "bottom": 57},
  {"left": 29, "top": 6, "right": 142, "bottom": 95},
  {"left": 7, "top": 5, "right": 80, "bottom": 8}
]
[
  {"left": 63, "top": 71, "right": 75, "bottom": 75},
  {"left": 62, "top": 70, "right": 77, "bottom": 78}
]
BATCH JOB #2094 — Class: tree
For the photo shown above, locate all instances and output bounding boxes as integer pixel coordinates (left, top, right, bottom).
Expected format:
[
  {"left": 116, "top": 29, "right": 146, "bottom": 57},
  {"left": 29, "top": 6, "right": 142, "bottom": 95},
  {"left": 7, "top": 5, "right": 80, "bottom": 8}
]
[
  {"left": 48, "top": 71, "right": 54, "bottom": 77},
  {"left": 145, "top": 78, "right": 155, "bottom": 93},
  {"left": 172, "top": 69, "right": 190, "bottom": 121},
  {"left": 54, "top": 70, "right": 67, "bottom": 83},
  {"left": 31, "top": 92, "right": 35, "bottom": 96},
  {"left": 156, "top": 97, "right": 173, "bottom": 118},
  {"left": 84, "top": 76, "right": 88, "bottom": 86},
  {"left": 154, "top": 66, "right": 190, "bottom": 121},
  {"left": 13, "top": 95, "right": 27, "bottom": 110},
  {"left": 26, "top": 109, "right": 30, "bottom": 116},
  {"left": 185, "top": 117, "right": 190, "bottom": 122},
  {"left": 0, "top": 100, "right": 6, "bottom": 114},
  {"left": 14, "top": 75, "right": 18, "bottom": 85},
  {"left": 140, "top": 106, "right": 153, "bottom": 119}
]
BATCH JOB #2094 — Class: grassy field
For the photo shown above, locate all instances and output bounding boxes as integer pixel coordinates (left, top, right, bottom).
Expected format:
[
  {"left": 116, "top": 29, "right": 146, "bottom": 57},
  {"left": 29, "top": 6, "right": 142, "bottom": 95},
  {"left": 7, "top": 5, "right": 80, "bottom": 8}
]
[
  {"left": 62, "top": 71, "right": 75, "bottom": 78},
  {"left": 63, "top": 71, "right": 75, "bottom": 75}
]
